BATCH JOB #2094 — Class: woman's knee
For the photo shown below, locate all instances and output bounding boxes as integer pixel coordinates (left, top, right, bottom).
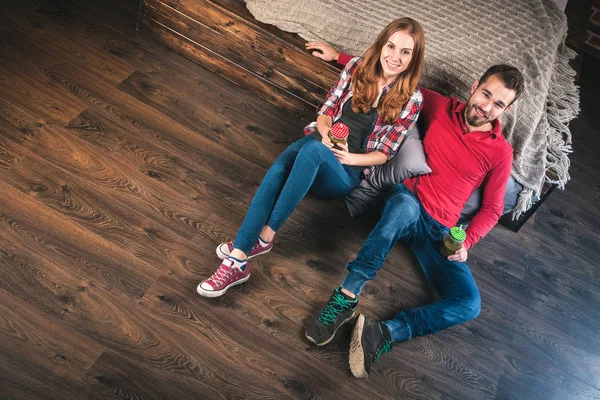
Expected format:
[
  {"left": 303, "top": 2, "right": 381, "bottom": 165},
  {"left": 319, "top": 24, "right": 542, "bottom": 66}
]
[
  {"left": 297, "top": 139, "right": 328, "bottom": 161},
  {"left": 267, "top": 160, "right": 291, "bottom": 177}
]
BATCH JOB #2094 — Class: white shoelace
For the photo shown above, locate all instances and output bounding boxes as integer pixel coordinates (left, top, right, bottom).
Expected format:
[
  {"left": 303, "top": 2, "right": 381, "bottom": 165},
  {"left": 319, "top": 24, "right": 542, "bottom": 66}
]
[{"left": 210, "top": 261, "right": 234, "bottom": 286}]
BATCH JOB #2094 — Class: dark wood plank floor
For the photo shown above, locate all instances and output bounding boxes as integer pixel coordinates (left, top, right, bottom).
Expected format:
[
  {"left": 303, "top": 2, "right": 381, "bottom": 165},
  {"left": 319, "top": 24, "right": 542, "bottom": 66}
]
[{"left": 1, "top": 0, "right": 599, "bottom": 398}]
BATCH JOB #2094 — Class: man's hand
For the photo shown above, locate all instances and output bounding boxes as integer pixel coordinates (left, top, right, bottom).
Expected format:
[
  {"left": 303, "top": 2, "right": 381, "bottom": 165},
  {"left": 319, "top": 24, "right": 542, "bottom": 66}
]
[
  {"left": 330, "top": 142, "right": 354, "bottom": 165},
  {"left": 447, "top": 246, "right": 468, "bottom": 263},
  {"left": 305, "top": 42, "right": 340, "bottom": 62}
]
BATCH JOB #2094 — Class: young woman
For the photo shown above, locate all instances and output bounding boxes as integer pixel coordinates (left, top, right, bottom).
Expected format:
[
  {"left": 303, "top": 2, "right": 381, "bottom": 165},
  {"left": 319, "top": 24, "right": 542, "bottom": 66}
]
[{"left": 197, "top": 17, "right": 426, "bottom": 297}]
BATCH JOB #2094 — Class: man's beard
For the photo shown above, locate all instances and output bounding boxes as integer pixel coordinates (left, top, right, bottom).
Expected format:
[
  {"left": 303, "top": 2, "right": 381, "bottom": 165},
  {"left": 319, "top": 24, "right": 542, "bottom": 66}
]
[{"left": 465, "top": 103, "right": 490, "bottom": 127}]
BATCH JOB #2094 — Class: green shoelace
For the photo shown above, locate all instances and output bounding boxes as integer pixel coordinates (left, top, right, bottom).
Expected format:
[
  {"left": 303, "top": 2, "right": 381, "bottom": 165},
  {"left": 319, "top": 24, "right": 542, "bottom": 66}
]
[
  {"left": 318, "top": 292, "right": 354, "bottom": 326},
  {"left": 375, "top": 340, "right": 392, "bottom": 361}
]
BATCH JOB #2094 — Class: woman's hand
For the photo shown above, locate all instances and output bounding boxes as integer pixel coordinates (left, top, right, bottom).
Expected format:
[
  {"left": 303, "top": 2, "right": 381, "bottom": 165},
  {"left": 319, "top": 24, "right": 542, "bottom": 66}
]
[
  {"left": 320, "top": 129, "right": 334, "bottom": 148},
  {"left": 316, "top": 114, "right": 333, "bottom": 147},
  {"left": 305, "top": 42, "right": 340, "bottom": 62},
  {"left": 330, "top": 142, "right": 355, "bottom": 165}
]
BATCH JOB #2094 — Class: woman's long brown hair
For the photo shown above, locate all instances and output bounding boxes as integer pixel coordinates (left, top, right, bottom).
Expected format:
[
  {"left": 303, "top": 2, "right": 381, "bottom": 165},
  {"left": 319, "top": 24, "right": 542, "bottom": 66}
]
[{"left": 351, "top": 18, "right": 425, "bottom": 124}]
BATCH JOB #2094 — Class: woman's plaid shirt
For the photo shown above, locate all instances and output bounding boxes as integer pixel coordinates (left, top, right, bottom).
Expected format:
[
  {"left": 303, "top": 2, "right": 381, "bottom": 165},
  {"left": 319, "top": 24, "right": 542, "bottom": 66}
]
[{"left": 304, "top": 56, "right": 423, "bottom": 176}]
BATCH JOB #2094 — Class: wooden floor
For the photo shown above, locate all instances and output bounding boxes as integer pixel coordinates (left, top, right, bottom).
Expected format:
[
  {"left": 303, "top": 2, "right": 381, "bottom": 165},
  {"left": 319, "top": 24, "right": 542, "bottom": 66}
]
[{"left": 1, "top": 0, "right": 599, "bottom": 398}]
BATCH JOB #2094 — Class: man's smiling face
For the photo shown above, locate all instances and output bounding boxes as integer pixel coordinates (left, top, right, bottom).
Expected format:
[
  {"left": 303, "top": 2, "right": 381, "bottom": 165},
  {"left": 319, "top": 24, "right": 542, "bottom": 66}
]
[{"left": 465, "top": 74, "right": 517, "bottom": 130}]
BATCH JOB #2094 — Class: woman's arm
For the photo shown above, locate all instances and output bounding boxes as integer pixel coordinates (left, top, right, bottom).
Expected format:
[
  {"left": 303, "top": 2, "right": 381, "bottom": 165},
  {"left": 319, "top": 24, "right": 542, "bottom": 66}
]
[
  {"left": 315, "top": 57, "right": 360, "bottom": 119},
  {"left": 331, "top": 143, "right": 387, "bottom": 167},
  {"left": 305, "top": 42, "right": 340, "bottom": 63},
  {"left": 305, "top": 42, "right": 354, "bottom": 66},
  {"left": 316, "top": 114, "right": 334, "bottom": 147}
]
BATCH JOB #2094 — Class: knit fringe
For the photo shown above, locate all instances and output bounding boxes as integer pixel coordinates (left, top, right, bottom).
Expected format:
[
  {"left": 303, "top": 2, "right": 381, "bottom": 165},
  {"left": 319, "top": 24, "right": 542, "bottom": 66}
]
[
  {"left": 544, "top": 39, "right": 579, "bottom": 190},
  {"left": 512, "top": 188, "right": 533, "bottom": 220},
  {"left": 511, "top": 37, "right": 579, "bottom": 219}
]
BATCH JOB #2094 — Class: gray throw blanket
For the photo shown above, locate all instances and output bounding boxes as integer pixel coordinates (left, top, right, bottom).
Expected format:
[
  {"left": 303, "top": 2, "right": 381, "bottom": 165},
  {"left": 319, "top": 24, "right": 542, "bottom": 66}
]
[{"left": 245, "top": 0, "right": 579, "bottom": 216}]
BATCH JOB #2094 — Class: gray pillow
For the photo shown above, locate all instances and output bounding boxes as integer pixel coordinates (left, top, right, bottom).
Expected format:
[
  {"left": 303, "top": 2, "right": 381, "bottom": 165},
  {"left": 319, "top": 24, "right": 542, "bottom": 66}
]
[
  {"left": 368, "top": 126, "right": 432, "bottom": 191},
  {"left": 344, "top": 179, "right": 384, "bottom": 217},
  {"left": 345, "top": 126, "right": 431, "bottom": 217}
]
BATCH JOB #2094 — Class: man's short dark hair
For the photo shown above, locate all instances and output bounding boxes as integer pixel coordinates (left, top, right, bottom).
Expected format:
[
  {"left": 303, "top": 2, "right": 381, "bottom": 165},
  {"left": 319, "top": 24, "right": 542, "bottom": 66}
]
[{"left": 479, "top": 64, "right": 525, "bottom": 105}]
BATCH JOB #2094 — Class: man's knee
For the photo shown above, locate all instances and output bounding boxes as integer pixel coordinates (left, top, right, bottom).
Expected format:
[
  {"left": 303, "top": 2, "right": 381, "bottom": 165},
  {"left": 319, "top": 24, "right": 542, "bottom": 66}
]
[
  {"left": 454, "top": 288, "right": 481, "bottom": 323},
  {"left": 371, "top": 193, "right": 420, "bottom": 244},
  {"left": 382, "top": 191, "right": 420, "bottom": 225}
]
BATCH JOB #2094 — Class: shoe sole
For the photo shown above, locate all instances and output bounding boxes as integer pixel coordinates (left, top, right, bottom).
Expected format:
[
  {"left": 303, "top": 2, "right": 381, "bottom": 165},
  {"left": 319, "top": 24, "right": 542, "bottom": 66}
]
[
  {"left": 216, "top": 244, "right": 271, "bottom": 260},
  {"left": 196, "top": 273, "right": 251, "bottom": 298},
  {"left": 349, "top": 314, "right": 368, "bottom": 378},
  {"left": 305, "top": 311, "right": 356, "bottom": 346}
]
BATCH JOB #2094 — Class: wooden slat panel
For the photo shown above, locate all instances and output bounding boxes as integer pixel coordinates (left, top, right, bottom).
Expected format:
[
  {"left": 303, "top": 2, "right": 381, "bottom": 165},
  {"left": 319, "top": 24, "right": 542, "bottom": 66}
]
[
  {"left": 4, "top": 2, "right": 310, "bottom": 154},
  {"left": 144, "top": 0, "right": 329, "bottom": 105},
  {"left": 173, "top": 0, "right": 340, "bottom": 85},
  {"left": 0, "top": 0, "right": 598, "bottom": 398},
  {"left": 209, "top": 0, "right": 323, "bottom": 57},
  {"left": 0, "top": 20, "right": 299, "bottom": 172},
  {"left": 32, "top": 0, "right": 311, "bottom": 150},
  {"left": 140, "top": 15, "right": 317, "bottom": 120}
]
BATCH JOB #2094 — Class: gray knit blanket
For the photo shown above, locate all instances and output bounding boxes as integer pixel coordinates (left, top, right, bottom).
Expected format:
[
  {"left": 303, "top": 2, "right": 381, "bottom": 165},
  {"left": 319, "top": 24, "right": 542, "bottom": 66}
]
[{"left": 245, "top": 0, "right": 580, "bottom": 216}]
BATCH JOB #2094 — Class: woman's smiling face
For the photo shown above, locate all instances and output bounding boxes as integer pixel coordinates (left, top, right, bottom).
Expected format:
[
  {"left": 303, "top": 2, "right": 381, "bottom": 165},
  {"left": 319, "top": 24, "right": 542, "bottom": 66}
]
[{"left": 379, "top": 30, "right": 414, "bottom": 82}]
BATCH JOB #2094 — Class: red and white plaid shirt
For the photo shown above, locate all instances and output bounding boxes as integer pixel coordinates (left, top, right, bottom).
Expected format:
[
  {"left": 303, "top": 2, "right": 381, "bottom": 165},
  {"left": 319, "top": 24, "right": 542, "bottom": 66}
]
[{"left": 304, "top": 56, "right": 423, "bottom": 175}]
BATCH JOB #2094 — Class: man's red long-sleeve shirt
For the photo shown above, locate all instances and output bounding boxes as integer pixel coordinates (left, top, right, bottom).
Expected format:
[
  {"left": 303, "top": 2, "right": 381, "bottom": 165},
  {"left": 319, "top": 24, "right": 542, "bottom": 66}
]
[
  {"left": 405, "top": 88, "right": 513, "bottom": 249},
  {"left": 338, "top": 53, "right": 513, "bottom": 248}
]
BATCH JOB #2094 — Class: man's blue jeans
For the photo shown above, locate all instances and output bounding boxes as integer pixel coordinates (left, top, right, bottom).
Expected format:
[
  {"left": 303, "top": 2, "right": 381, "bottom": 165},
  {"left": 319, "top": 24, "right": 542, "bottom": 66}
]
[
  {"left": 341, "top": 184, "right": 481, "bottom": 343},
  {"left": 234, "top": 135, "right": 361, "bottom": 254}
]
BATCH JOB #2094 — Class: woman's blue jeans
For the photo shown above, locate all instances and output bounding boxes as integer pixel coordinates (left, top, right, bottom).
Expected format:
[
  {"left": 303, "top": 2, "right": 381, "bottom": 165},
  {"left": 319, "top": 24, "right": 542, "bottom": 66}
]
[
  {"left": 233, "top": 135, "right": 361, "bottom": 254},
  {"left": 341, "top": 184, "right": 481, "bottom": 343}
]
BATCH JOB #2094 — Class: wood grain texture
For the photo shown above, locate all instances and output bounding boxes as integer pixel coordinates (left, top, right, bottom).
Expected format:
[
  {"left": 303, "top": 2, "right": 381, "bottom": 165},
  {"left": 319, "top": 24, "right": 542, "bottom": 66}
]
[
  {"left": 1, "top": 0, "right": 599, "bottom": 399},
  {"left": 0, "top": 178, "right": 161, "bottom": 301},
  {"left": 1, "top": 0, "right": 136, "bottom": 87},
  {"left": 0, "top": 288, "right": 103, "bottom": 400},
  {"left": 0, "top": 134, "right": 214, "bottom": 283},
  {"left": 0, "top": 59, "right": 87, "bottom": 126},
  {"left": 0, "top": 97, "right": 210, "bottom": 241}
]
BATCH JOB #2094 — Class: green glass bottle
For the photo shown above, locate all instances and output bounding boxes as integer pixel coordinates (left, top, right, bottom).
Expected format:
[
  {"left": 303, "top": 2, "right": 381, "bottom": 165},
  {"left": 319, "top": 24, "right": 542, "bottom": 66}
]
[{"left": 439, "top": 226, "right": 466, "bottom": 258}]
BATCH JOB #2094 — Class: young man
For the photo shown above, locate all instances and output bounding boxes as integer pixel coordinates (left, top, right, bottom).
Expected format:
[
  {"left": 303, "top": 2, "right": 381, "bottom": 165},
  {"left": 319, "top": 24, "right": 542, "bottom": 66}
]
[{"left": 305, "top": 43, "right": 524, "bottom": 378}]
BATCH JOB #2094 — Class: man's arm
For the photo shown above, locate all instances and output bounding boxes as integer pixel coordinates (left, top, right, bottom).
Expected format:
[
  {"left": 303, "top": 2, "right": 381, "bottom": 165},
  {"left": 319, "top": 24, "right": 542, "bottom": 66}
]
[{"left": 463, "top": 151, "right": 513, "bottom": 249}]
